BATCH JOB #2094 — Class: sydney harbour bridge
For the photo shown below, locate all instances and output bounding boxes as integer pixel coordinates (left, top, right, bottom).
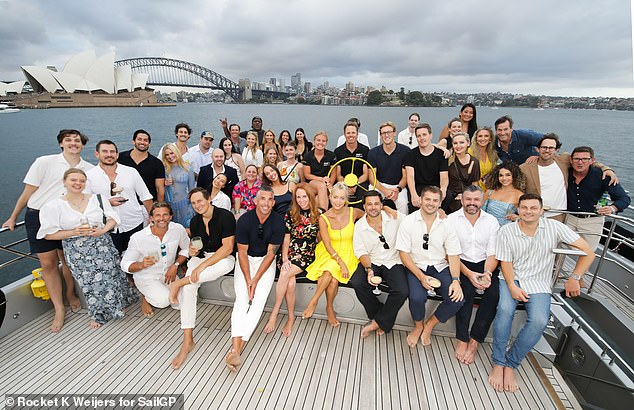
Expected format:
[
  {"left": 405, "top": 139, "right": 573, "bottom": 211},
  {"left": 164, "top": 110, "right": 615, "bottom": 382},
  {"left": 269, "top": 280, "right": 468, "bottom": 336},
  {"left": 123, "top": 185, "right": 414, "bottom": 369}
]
[{"left": 114, "top": 57, "right": 290, "bottom": 102}]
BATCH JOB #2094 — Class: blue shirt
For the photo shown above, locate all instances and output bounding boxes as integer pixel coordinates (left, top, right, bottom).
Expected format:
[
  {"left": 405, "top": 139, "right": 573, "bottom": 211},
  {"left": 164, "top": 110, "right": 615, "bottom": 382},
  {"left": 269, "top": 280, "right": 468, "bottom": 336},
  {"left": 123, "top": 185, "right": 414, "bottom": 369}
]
[
  {"left": 567, "top": 167, "right": 630, "bottom": 213},
  {"left": 496, "top": 129, "right": 543, "bottom": 164},
  {"left": 367, "top": 143, "right": 409, "bottom": 185}
]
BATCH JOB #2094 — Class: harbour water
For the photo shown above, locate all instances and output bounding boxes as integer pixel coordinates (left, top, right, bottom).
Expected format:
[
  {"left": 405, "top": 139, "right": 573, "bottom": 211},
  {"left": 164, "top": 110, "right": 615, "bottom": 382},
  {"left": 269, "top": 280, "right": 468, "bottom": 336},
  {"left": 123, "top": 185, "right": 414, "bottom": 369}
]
[{"left": 0, "top": 104, "right": 632, "bottom": 285}]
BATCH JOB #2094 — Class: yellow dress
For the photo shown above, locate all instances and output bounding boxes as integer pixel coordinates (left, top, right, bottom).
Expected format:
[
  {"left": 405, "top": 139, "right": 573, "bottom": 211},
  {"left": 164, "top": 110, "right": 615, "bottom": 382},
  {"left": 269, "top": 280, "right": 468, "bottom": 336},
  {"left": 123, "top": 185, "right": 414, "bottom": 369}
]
[
  {"left": 469, "top": 147, "right": 495, "bottom": 190},
  {"left": 305, "top": 208, "right": 359, "bottom": 284}
]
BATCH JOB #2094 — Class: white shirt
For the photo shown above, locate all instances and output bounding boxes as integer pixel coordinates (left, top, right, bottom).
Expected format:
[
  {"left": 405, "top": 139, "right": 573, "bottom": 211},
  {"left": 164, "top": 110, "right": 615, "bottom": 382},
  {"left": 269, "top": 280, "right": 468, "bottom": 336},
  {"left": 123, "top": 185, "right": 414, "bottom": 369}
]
[
  {"left": 337, "top": 132, "right": 370, "bottom": 148},
  {"left": 538, "top": 162, "right": 566, "bottom": 217},
  {"left": 37, "top": 195, "right": 120, "bottom": 239},
  {"left": 85, "top": 164, "right": 153, "bottom": 233},
  {"left": 120, "top": 222, "right": 190, "bottom": 280},
  {"left": 242, "top": 147, "right": 263, "bottom": 168},
  {"left": 395, "top": 211, "right": 462, "bottom": 271},
  {"left": 23, "top": 153, "right": 94, "bottom": 210},
  {"left": 397, "top": 128, "right": 417, "bottom": 149},
  {"left": 211, "top": 191, "right": 232, "bottom": 211},
  {"left": 497, "top": 218, "right": 579, "bottom": 294},
  {"left": 188, "top": 144, "right": 212, "bottom": 175},
  {"left": 446, "top": 209, "right": 499, "bottom": 263},
  {"left": 353, "top": 211, "right": 403, "bottom": 268}
]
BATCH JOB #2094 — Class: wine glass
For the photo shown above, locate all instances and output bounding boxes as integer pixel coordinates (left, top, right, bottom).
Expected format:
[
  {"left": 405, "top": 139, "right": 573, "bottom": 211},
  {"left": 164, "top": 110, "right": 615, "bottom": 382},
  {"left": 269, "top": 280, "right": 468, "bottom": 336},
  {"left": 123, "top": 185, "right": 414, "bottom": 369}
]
[
  {"left": 426, "top": 276, "right": 441, "bottom": 297},
  {"left": 370, "top": 276, "right": 383, "bottom": 295}
]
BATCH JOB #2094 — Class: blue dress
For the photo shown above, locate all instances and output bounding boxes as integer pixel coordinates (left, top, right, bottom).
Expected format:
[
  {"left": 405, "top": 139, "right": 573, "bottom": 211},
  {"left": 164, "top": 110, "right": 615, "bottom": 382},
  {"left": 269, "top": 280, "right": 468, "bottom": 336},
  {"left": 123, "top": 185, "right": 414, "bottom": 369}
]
[
  {"left": 165, "top": 165, "right": 196, "bottom": 227},
  {"left": 63, "top": 234, "right": 138, "bottom": 324},
  {"left": 482, "top": 199, "right": 517, "bottom": 226}
]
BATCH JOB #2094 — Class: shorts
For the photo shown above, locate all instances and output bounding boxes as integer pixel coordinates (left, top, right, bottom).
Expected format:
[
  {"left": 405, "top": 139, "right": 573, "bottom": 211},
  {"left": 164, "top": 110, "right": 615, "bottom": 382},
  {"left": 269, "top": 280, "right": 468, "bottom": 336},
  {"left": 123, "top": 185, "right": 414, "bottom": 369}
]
[{"left": 25, "top": 207, "right": 63, "bottom": 254}]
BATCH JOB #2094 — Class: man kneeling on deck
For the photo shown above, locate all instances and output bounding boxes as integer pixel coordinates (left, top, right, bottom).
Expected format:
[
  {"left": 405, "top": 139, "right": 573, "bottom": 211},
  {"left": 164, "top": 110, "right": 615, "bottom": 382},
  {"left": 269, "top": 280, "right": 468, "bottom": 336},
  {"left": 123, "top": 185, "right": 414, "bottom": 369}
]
[
  {"left": 395, "top": 185, "right": 464, "bottom": 347},
  {"left": 167, "top": 188, "right": 236, "bottom": 369},
  {"left": 488, "top": 193, "right": 594, "bottom": 392},
  {"left": 446, "top": 186, "right": 500, "bottom": 364},
  {"left": 121, "top": 202, "right": 189, "bottom": 315},
  {"left": 349, "top": 190, "right": 409, "bottom": 338}
]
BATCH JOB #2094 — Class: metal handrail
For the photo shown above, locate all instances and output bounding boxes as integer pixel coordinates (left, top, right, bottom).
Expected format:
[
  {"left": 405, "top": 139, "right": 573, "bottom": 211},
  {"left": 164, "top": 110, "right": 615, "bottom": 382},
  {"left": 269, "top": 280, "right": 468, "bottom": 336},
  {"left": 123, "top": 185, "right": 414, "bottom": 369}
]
[{"left": 0, "top": 221, "right": 39, "bottom": 272}]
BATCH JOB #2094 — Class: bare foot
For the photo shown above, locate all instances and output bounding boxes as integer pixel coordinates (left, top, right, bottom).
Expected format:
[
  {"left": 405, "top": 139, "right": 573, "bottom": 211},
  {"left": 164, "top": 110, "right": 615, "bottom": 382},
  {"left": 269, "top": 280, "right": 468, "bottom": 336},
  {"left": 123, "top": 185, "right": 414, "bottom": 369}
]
[
  {"left": 376, "top": 329, "right": 385, "bottom": 336},
  {"left": 503, "top": 367, "right": 519, "bottom": 392},
  {"left": 51, "top": 309, "right": 65, "bottom": 333},
  {"left": 407, "top": 326, "right": 424, "bottom": 347},
  {"left": 264, "top": 312, "right": 278, "bottom": 334},
  {"left": 67, "top": 293, "right": 81, "bottom": 312},
  {"left": 171, "top": 342, "right": 196, "bottom": 370},
  {"left": 420, "top": 326, "right": 433, "bottom": 346},
  {"left": 462, "top": 340, "right": 479, "bottom": 365},
  {"left": 141, "top": 297, "right": 154, "bottom": 317},
  {"left": 88, "top": 320, "right": 102, "bottom": 329},
  {"left": 302, "top": 302, "right": 317, "bottom": 319},
  {"left": 168, "top": 282, "right": 180, "bottom": 305},
  {"left": 455, "top": 340, "right": 468, "bottom": 362},
  {"left": 225, "top": 349, "right": 241, "bottom": 372},
  {"left": 361, "top": 320, "right": 379, "bottom": 339},
  {"left": 282, "top": 316, "right": 295, "bottom": 337},
  {"left": 326, "top": 307, "right": 340, "bottom": 327},
  {"left": 488, "top": 365, "right": 505, "bottom": 392}
]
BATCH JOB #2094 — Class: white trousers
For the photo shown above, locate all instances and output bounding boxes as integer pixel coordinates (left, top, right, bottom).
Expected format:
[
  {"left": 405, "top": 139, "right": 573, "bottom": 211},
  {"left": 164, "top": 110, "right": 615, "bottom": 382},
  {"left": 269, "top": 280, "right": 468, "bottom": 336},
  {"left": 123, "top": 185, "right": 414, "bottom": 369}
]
[
  {"left": 380, "top": 182, "right": 409, "bottom": 215},
  {"left": 231, "top": 255, "right": 276, "bottom": 341},
  {"left": 178, "top": 253, "right": 235, "bottom": 329},
  {"left": 135, "top": 276, "right": 176, "bottom": 309}
]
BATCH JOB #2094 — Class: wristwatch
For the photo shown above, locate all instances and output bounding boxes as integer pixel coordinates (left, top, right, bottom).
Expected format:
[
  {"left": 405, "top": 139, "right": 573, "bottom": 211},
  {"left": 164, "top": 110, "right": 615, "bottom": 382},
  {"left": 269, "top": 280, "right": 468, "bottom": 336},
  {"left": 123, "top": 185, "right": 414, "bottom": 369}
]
[
  {"left": 570, "top": 274, "right": 582, "bottom": 281},
  {"left": 452, "top": 276, "right": 460, "bottom": 282}
]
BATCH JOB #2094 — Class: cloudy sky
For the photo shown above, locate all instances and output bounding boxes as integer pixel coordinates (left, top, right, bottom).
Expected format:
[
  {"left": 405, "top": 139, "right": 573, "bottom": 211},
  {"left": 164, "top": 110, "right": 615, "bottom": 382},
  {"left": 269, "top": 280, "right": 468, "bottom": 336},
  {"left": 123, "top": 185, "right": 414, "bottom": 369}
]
[{"left": 1, "top": 0, "right": 632, "bottom": 97}]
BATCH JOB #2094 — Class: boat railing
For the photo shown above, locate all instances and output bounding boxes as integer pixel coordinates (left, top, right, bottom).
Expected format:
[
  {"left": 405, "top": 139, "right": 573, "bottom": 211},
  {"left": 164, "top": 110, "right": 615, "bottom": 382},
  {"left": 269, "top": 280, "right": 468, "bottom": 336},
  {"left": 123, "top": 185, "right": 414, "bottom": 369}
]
[
  {"left": 550, "top": 209, "right": 634, "bottom": 300},
  {"left": 0, "top": 222, "right": 39, "bottom": 271}
]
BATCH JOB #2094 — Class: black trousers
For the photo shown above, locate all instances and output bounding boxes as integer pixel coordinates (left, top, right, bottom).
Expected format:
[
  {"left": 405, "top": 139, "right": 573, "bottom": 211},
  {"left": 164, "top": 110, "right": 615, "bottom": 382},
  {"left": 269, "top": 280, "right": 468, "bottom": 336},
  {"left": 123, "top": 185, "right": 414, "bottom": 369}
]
[
  {"left": 349, "top": 263, "right": 409, "bottom": 332},
  {"left": 455, "top": 259, "right": 499, "bottom": 343},
  {"left": 110, "top": 222, "right": 144, "bottom": 255}
]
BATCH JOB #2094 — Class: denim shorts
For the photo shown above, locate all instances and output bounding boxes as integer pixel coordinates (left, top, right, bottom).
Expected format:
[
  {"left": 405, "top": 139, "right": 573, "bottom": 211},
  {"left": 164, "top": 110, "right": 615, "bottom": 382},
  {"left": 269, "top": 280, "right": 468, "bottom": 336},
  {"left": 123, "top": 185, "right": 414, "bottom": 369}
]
[{"left": 25, "top": 207, "right": 63, "bottom": 254}]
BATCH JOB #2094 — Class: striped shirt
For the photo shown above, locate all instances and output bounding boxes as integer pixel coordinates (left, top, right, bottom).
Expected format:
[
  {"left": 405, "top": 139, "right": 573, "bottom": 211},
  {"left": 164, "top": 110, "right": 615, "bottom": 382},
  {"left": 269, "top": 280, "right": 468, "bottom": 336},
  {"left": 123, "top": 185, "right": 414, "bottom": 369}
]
[{"left": 496, "top": 218, "right": 579, "bottom": 294}]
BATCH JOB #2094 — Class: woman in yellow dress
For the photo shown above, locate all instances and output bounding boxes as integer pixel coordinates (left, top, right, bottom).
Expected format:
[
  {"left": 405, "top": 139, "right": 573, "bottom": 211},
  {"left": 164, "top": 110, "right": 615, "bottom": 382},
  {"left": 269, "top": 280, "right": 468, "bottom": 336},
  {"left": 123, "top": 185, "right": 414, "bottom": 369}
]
[
  {"left": 303, "top": 182, "right": 364, "bottom": 327},
  {"left": 468, "top": 127, "right": 498, "bottom": 190}
]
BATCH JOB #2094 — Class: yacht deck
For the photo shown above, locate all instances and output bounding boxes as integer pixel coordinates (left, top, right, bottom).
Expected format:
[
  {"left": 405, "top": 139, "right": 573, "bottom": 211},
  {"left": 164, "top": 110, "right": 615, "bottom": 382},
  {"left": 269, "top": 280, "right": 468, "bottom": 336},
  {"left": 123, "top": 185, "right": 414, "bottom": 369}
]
[{"left": 0, "top": 301, "right": 579, "bottom": 409}]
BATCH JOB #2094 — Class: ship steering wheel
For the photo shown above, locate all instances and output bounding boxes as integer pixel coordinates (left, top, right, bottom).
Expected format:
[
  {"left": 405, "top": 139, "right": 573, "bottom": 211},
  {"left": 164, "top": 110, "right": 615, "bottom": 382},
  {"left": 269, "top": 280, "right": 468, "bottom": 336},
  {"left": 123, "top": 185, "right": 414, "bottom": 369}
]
[{"left": 327, "top": 157, "right": 377, "bottom": 205}]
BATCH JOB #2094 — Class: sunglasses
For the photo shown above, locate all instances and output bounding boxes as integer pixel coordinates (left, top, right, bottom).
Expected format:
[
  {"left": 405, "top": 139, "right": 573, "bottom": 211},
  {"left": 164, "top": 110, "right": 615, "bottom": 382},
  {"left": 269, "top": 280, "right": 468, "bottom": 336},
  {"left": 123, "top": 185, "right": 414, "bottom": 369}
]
[
  {"left": 378, "top": 235, "right": 389, "bottom": 249},
  {"left": 257, "top": 224, "right": 264, "bottom": 239},
  {"left": 422, "top": 234, "right": 430, "bottom": 250},
  {"left": 409, "top": 135, "right": 413, "bottom": 145},
  {"left": 160, "top": 243, "right": 167, "bottom": 257}
]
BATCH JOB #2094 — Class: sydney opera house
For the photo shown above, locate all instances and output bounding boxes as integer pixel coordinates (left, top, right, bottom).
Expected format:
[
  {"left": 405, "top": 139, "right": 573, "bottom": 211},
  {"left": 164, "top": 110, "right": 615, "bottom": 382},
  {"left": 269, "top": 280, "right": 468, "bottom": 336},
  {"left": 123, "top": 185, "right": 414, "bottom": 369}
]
[{"left": 3, "top": 50, "right": 166, "bottom": 108}]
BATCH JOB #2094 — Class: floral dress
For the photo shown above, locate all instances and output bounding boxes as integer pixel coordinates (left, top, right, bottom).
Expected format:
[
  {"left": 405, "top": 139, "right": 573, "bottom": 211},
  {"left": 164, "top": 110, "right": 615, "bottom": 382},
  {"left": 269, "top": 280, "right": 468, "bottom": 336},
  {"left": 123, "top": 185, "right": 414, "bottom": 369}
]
[
  {"left": 232, "top": 179, "right": 262, "bottom": 211},
  {"left": 280, "top": 209, "right": 320, "bottom": 271}
]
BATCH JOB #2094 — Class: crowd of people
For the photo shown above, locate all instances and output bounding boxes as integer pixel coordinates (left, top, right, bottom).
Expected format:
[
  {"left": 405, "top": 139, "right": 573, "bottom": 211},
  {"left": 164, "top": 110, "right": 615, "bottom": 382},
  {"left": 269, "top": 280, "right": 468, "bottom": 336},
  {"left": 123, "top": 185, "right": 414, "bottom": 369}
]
[{"left": 3, "top": 110, "right": 630, "bottom": 392}]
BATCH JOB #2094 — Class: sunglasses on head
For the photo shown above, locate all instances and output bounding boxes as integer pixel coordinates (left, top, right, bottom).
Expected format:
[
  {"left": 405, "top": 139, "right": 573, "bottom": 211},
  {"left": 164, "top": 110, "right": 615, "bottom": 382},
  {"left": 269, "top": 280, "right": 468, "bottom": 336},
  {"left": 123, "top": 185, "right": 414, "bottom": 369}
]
[
  {"left": 378, "top": 234, "right": 389, "bottom": 249},
  {"left": 422, "top": 234, "right": 430, "bottom": 250}
]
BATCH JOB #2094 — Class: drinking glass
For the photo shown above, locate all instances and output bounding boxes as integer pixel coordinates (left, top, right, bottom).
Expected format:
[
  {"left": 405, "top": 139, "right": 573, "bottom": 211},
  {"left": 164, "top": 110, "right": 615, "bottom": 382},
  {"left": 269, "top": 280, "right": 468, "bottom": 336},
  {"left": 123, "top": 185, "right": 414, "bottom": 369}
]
[
  {"left": 191, "top": 236, "right": 203, "bottom": 251},
  {"left": 370, "top": 276, "right": 382, "bottom": 295}
]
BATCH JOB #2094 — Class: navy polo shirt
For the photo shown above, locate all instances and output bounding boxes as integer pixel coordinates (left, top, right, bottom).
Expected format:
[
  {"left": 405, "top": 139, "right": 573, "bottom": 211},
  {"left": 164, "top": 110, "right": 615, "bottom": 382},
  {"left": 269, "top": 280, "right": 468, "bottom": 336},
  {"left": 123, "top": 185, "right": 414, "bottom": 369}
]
[
  {"left": 334, "top": 143, "right": 369, "bottom": 177},
  {"left": 367, "top": 143, "right": 409, "bottom": 185},
  {"left": 303, "top": 149, "right": 336, "bottom": 178},
  {"left": 236, "top": 209, "right": 285, "bottom": 257}
]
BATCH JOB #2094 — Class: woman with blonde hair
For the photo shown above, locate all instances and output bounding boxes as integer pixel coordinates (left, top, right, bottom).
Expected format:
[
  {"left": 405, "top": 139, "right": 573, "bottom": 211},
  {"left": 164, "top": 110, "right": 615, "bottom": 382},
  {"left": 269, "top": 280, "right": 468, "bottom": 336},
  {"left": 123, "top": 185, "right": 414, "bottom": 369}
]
[
  {"left": 303, "top": 182, "right": 365, "bottom": 327},
  {"left": 445, "top": 132, "right": 480, "bottom": 213},
  {"left": 261, "top": 129, "right": 282, "bottom": 160},
  {"left": 469, "top": 127, "right": 498, "bottom": 190},
  {"left": 242, "top": 131, "right": 263, "bottom": 168},
  {"left": 37, "top": 168, "right": 137, "bottom": 329},
  {"left": 302, "top": 131, "right": 336, "bottom": 210},
  {"left": 264, "top": 183, "right": 321, "bottom": 336},
  {"left": 162, "top": 143, "right": 196, "bottom": 227}
]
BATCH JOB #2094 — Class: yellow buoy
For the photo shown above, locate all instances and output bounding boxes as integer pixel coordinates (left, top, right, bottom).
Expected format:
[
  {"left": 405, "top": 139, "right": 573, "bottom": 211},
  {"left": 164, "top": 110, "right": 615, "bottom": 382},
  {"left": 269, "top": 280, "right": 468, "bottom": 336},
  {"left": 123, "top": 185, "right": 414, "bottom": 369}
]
[{"left": 30, "top": 268, "right": 50, "bottom": 300}]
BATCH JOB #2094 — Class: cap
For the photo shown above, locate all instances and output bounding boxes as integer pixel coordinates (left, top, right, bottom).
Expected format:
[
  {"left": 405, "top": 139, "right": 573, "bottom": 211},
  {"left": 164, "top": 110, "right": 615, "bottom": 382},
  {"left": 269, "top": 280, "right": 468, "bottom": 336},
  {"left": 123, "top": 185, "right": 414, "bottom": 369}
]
[{"left": 201, "top": 131, "right": 213, "bottom": 138}]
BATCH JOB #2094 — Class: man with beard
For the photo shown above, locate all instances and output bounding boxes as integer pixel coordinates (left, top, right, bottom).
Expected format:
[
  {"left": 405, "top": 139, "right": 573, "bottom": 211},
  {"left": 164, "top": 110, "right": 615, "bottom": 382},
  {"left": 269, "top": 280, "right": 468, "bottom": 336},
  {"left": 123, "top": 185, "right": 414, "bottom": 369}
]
[
  {"left": 85, "top": 140, "right": 153, "bottom": 254},
  {"left": 118, "top": 129, "right": 165, "bottom": 201},
  {"left": 446, "top": 186, "right": 500, "bottom": 365}
]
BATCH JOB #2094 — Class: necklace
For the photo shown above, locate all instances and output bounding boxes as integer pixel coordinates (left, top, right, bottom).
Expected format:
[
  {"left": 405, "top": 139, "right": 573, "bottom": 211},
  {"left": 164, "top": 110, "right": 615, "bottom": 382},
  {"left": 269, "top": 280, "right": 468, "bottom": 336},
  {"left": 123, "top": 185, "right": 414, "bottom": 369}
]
[{"left": 67, "top": 195, "right": 86, "bottom": 209}]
